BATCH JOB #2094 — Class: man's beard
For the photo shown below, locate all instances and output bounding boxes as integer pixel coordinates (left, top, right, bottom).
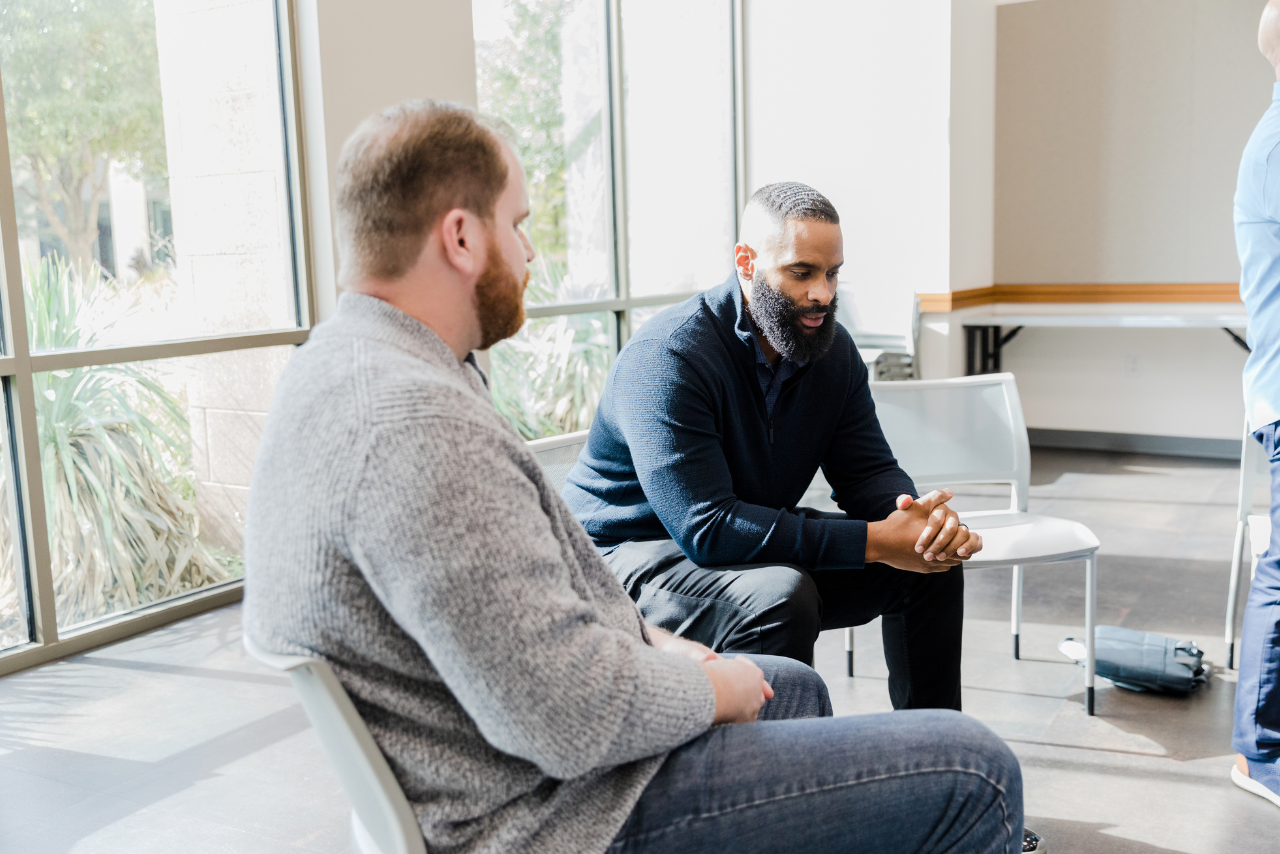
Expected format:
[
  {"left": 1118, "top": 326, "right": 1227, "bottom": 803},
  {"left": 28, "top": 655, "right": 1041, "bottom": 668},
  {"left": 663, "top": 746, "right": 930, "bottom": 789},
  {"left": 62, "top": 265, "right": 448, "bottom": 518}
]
[
  {"left": 475, "top": 240, "right": 529, "bottom": 350},
  {"left": 748, "top": 271, "right": 839, "bottom": 363}
]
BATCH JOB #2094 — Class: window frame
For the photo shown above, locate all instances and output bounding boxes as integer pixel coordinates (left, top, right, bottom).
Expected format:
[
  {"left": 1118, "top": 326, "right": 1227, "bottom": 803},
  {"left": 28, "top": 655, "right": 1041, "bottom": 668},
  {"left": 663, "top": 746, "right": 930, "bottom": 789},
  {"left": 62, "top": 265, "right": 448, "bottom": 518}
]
[
  {"left": 0, "top": 0, "right": 317, "bottom": 675},
  {"left": 517, "top": 0, "right": 747, "bottom": 355},
  {"left": 0, "top": 0, "right": 749, "bottom": 673}
]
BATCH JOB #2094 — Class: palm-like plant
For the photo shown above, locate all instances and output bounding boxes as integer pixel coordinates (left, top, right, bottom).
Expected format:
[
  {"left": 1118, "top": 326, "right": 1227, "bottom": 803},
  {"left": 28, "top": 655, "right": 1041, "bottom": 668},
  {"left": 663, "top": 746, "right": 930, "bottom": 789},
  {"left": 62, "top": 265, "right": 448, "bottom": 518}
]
[
  {"left": 0, "top": 511, "right": 21, "bottom": 648},
  {"left": 23, "top": 256, "right": 226, "bottom": 631},
  {"left": 491, "top": 311, "right": 612, "bottom": 440},
  {"left": 490, "top": 253, "right": 614, "bottom": 440}
]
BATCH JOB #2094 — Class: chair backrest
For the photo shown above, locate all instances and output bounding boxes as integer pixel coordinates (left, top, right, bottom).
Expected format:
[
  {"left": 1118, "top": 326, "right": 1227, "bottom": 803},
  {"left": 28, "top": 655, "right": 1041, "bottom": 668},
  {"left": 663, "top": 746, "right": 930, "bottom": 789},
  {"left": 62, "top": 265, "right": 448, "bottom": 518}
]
[
  {"left": 527, "top": 429, "right": 590, "bottom": 494},
  {"left": 1239, "top": 416, "right": 1271, "bottom": 522},
  {"left": 242, "top": 635, "right": 426, "bottom": 854},
  {"left": 869, "top": 372, "right": 1031, "bottom": 512}
]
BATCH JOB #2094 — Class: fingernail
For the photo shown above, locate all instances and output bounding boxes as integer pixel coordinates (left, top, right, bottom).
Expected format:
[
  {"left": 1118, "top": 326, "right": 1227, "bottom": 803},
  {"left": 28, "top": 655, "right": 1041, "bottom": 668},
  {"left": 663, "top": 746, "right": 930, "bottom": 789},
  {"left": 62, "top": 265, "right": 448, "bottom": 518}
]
[
  {"left": 924, "top": 553, "right": 933, "bottom": 560},
  {"left": 916, "top": 546, "right": 924, "bottom": 553},
  {"left": 958, "top": 549, "right": 967, "bottom": 556},
  {"left": 938, "top": 553, "right": 946, "bottom": 559}
]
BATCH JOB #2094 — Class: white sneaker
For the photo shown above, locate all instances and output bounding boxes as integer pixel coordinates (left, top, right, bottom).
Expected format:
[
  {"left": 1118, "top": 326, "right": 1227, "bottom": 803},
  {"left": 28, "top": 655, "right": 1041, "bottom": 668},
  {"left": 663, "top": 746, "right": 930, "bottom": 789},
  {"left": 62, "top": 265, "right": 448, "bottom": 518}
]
[{"left": 1232, "top": 763, "right": 1280, "bottom": 808}]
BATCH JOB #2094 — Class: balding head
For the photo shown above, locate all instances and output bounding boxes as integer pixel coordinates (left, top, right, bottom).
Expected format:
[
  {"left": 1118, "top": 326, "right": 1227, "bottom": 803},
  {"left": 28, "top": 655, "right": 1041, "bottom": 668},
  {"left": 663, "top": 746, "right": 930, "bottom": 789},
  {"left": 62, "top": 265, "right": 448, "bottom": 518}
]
[
  {"left": 1261, "top": 0, "right": 1280, "bottom": 77},
  {"left": 738, "top": 182, "right": 840, "bottom": 261}
]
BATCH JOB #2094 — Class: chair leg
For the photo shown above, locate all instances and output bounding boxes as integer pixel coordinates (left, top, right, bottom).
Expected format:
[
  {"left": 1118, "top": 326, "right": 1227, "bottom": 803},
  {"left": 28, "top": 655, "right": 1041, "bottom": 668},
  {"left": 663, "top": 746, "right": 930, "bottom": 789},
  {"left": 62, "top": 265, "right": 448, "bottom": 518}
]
[
  {"left": 1085, "top": 553, "right": 1097, "bottom": 716},
  {"left": 1011, "top": 564, "right": 1023, "bottom": 660},
  {"left": 1226, "top": 521, "right": 1247, "bottom": 671},
  {"left": 845, "top": 626, "right": 855, "bottom": 677}
]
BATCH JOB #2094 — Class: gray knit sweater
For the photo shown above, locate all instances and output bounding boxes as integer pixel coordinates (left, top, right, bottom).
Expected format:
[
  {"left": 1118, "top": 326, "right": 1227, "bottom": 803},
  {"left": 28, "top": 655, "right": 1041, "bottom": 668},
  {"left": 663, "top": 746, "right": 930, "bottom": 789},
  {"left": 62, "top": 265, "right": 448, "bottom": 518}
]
[{"left": 243, "top": 294, "right": 716, "bottom": 854}]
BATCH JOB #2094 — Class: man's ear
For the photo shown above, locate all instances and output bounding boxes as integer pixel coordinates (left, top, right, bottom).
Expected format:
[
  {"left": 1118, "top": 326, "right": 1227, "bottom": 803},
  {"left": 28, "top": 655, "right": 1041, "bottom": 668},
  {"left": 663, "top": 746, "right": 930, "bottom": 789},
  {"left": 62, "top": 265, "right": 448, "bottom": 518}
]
[
  {"left": 734, "top": 242, "right": 755, "bottom": 284},
  {"left": 439, "top": 208, "right": 485, "bottom": 277}
]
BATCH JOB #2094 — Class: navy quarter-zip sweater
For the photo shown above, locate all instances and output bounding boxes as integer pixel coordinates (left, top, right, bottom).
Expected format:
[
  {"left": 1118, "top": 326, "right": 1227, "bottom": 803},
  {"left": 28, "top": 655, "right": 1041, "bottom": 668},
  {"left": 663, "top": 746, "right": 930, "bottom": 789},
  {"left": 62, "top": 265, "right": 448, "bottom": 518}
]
[{"left": 561, "top": 273, "right": 916, "bottom": 570}]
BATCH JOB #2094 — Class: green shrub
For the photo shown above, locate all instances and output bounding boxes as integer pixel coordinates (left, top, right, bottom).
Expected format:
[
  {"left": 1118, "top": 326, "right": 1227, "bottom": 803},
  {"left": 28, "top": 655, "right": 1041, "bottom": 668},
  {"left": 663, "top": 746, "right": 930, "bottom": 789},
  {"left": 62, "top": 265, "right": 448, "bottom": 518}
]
[{"left": 0, "top": 256, "right": 229, "bottom": 643}]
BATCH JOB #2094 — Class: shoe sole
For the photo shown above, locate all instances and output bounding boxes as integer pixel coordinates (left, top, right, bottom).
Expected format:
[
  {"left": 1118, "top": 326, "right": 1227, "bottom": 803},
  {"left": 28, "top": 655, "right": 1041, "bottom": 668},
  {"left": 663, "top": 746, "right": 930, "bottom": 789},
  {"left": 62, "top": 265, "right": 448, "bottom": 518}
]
[{"left": 1232, "top": 765, "right": 1280, "bottom": 808}]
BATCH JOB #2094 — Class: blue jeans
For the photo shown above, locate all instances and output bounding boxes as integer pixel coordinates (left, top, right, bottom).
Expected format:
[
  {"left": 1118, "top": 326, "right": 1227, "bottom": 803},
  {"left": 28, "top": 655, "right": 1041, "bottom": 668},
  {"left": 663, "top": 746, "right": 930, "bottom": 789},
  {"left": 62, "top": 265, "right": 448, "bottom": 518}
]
[
  {"left": 1235, "top": 422, "right": 1280, "bottom": 761},
  {"left": 611, "top": 656, "right": 1023, "bottom": 854}
]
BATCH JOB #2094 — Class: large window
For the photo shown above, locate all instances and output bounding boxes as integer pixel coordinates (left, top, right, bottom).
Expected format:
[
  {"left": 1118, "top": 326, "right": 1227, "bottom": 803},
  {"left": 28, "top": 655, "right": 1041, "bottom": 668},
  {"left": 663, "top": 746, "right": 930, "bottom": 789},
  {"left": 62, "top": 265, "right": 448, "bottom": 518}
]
[
  {"left": 473, "top": 0, "right": 741, "bottom": 439},
  {"left": 0, "top": 0, "right": 309, "bottom": 664}
]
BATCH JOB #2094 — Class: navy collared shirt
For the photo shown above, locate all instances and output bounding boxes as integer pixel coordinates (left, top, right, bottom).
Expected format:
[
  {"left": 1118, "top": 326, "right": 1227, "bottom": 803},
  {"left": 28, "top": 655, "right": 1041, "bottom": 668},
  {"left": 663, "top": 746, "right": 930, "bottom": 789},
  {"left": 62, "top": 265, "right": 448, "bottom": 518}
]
[
  {"left": 733, "top": 291, "right": 806, "bottom": 419},
  {"left": 562, "top": 272, "right": 916, "bottom": 571}
]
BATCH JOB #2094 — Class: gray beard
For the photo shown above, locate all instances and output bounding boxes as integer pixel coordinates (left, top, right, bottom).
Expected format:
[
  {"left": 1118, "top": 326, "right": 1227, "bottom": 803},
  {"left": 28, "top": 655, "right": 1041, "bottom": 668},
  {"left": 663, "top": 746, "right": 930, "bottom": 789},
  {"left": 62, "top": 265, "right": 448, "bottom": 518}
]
[{"left": 748, "top": 272, "right": 838, "bottom": 363}]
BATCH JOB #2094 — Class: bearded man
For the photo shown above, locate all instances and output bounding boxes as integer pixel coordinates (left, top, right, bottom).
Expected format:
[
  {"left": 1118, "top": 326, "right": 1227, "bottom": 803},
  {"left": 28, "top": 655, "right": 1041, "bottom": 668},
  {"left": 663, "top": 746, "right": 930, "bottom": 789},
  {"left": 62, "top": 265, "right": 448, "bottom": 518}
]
[{"left": 564, "top": 182, "right": 983, "bottom": 710}]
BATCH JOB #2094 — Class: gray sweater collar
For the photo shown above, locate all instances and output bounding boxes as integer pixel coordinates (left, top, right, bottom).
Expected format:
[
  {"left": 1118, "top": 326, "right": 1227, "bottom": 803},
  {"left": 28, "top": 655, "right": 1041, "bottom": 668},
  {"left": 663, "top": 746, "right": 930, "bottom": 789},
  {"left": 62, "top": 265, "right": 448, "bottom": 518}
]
[{"left": 327, "top": 292, "right": 489, "bottom": 390}]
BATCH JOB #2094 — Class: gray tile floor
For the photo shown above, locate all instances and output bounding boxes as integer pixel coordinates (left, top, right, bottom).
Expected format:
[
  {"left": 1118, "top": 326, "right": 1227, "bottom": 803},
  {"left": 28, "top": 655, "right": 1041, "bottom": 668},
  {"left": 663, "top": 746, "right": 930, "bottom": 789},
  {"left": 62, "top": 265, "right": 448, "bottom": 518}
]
[{"left": 3, "top": 448, "right": 1280, "bottom": 852}]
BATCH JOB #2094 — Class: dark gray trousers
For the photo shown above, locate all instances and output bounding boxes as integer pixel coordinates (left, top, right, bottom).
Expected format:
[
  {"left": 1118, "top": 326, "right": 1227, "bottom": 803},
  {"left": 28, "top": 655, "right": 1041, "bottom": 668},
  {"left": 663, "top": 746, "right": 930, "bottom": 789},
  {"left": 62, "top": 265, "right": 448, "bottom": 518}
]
[{"left": 602, "top": 537, "right": 964, "bottom": 710}]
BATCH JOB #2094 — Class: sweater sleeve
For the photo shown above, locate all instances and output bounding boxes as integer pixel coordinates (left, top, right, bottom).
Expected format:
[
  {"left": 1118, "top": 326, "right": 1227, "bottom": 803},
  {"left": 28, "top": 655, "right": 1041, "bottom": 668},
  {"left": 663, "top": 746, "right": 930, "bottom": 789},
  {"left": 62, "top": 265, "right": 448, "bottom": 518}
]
[
  {"left": 348, "top": 418, "right": 715, "bottom": 780},
  {"left": 611, "top": 342, "right": 875, "bottom": 570},
  {"left": 819, "top": 352, "right": 919, "bottom": 524}
]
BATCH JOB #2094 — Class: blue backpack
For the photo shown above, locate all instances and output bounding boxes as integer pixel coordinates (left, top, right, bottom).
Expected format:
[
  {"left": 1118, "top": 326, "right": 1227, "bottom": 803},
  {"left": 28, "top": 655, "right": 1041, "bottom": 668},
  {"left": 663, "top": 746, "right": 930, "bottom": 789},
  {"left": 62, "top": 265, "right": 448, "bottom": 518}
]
[{"left": 1059, "top": 626, "right": 1210, "bottom": 694}]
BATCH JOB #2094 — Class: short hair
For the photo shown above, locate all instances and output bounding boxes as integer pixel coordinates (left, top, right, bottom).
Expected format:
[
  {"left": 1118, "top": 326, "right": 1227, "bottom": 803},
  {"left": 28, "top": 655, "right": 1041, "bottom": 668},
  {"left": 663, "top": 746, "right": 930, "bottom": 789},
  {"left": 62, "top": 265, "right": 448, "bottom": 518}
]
[
  {"left": 335, "top": 100, "right": 515, "bottom": 283},
  {"left": 748, "top": 181, "right": 839, "bottom": 225}
]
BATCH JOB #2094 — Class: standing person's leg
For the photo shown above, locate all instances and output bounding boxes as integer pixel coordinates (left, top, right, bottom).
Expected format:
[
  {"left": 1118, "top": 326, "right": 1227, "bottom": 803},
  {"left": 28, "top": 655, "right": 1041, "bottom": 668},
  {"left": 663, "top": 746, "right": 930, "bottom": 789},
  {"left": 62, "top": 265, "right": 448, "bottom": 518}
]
[
  {"left": 603, "top": 539, "right": 823, "bottom": 663},
  {"left": 609, "top": 709, "right": 1022, "bottom": 854},
  {"left": 1233, "top": 423, "right": 1280, "bottom": 804},
  {"left": 811, "top": 561, "right": 965, "bottom": 711}
]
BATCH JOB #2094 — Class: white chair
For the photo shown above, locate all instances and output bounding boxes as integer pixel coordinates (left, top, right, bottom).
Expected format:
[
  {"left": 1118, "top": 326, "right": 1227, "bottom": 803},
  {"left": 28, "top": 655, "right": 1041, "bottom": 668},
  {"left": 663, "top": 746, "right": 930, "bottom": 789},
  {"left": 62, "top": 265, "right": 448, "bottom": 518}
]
[
  {"left": 527, "top": 429, "right": 591, "bottom": 492},
  {"left": 1226, "top": 418, "right": 1271, "bottom": 670},
  {"left": 242, "top": 635, "right": 427, "bottom": 854},
  {"left": 852, "top": 373, "right": 1103, "bottom": 715}
]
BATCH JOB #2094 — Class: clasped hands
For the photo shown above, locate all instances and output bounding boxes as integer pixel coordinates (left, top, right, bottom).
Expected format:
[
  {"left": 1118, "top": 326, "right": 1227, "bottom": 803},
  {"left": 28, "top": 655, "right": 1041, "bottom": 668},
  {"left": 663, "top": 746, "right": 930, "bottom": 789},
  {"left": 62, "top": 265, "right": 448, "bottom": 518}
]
[
  {"left": 650, "top": 489, "right": 982, "bottom": 725},
  {"left": 866, "top": 488, "right": 983, "bottom": 574}
]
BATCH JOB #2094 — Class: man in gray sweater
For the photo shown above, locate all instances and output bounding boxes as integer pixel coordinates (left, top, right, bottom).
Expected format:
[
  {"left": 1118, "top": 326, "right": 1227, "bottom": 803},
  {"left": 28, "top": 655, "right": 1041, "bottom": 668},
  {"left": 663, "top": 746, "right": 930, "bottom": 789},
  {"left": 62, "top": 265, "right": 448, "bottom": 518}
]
[{"left": 244, "top": 100, "right": 1024, "bottom": 854}]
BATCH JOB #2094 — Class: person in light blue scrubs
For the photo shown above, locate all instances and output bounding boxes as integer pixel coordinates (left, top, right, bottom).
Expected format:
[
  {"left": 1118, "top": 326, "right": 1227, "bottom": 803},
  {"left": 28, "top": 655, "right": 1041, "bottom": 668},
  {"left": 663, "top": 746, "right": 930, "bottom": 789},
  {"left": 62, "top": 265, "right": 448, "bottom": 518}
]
[{"left": 1232, "top": 0, "right": 1280, "bottom": 811}]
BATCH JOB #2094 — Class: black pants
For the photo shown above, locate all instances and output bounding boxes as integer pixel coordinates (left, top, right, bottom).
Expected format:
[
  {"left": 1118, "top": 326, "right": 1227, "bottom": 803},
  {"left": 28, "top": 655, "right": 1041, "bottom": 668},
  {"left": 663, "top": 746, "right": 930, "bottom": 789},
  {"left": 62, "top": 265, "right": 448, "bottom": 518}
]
[{"left": 602, "top": 537, "right": 964, "bottom": 711}]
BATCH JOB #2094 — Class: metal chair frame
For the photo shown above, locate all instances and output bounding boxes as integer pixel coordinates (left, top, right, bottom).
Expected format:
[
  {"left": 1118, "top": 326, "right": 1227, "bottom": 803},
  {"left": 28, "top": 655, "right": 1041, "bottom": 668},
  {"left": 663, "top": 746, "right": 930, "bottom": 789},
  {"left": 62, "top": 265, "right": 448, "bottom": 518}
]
[
  {"left": 242, "top": 635, "right": 427, "bottom": 854},
  {"left": 1226, "top": 417, "right": 1271, "bottom": 670},
  {"left": 850, "top": 373, "right": 1101, "bottom": 714}
]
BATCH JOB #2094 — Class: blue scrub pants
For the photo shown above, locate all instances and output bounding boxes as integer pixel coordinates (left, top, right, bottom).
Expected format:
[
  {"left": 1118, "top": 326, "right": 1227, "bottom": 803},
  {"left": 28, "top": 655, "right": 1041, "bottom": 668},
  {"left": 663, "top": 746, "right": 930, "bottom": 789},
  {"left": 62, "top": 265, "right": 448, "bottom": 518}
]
[{"left": 1235, "top": 421, "right": 1280, "bottom": 761}]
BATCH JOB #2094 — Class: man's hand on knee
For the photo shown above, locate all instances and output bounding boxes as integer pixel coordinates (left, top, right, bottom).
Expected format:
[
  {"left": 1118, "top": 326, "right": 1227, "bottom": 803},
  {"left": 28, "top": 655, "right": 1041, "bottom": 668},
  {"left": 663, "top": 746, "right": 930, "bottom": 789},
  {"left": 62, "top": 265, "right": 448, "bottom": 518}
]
[
  {"left": 700, "top": 655, "right": 775, "bottom": 724},
  {"left": 648, "top": 625, "right": 719, "bottom": 663},
  {"left": 866, "top": 490, "right": 981, "bottom": 573}
]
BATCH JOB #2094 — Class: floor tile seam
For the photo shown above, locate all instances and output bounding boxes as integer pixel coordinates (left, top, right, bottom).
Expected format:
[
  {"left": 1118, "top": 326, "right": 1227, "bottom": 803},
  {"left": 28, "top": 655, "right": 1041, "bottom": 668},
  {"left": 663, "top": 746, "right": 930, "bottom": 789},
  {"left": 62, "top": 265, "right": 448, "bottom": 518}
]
[
  {"left": 10, "top": 794, "right": 339, "bottom": 854},
  {"left": 98, "top": 714, "right": 315, "bottom": 800},
  {"left": 1017, "top": 759, "right": 1241, "bottom": 789},
  {"left": 115, "top": 800, "right": 344, "bottom": 854},
  {"left": 1008, "top": 737, "right": 1237, "bottom": 770},
  {"left": 0, "top": 760, "right": 123, "bottom": 795},
  {"left": 76, "top": 656, "right": 295, "bottom": 686},
  {"left": 832, "top": 674, "right": 1081, "bottom": 701}
]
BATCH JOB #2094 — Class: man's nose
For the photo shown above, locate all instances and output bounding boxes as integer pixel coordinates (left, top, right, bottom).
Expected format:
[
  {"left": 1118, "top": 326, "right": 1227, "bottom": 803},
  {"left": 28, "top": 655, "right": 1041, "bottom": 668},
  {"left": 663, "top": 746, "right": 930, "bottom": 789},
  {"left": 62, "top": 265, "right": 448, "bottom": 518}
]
[{"left": 807, "top": 282, "right": 836, "bottom": 306}]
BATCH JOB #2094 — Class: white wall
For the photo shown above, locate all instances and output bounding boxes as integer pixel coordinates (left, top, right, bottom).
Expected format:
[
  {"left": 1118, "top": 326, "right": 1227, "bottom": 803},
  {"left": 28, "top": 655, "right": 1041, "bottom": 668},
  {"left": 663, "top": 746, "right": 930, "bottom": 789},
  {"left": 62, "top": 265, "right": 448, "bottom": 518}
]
[
  {"left": 996, "top": 0, "right": 1270, "bottom": 284},
  {"left": 950, "top": 0, "right": 997, "bottom": 296},
  {"left": 744, "top": 0, "right": 953, "bottom": 345},
  {"left": 296, "top": 0, "right": 478, "bottom": 320},
  {"left": 990, "top": 0, "right": 1268, "bottom": 441}
]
